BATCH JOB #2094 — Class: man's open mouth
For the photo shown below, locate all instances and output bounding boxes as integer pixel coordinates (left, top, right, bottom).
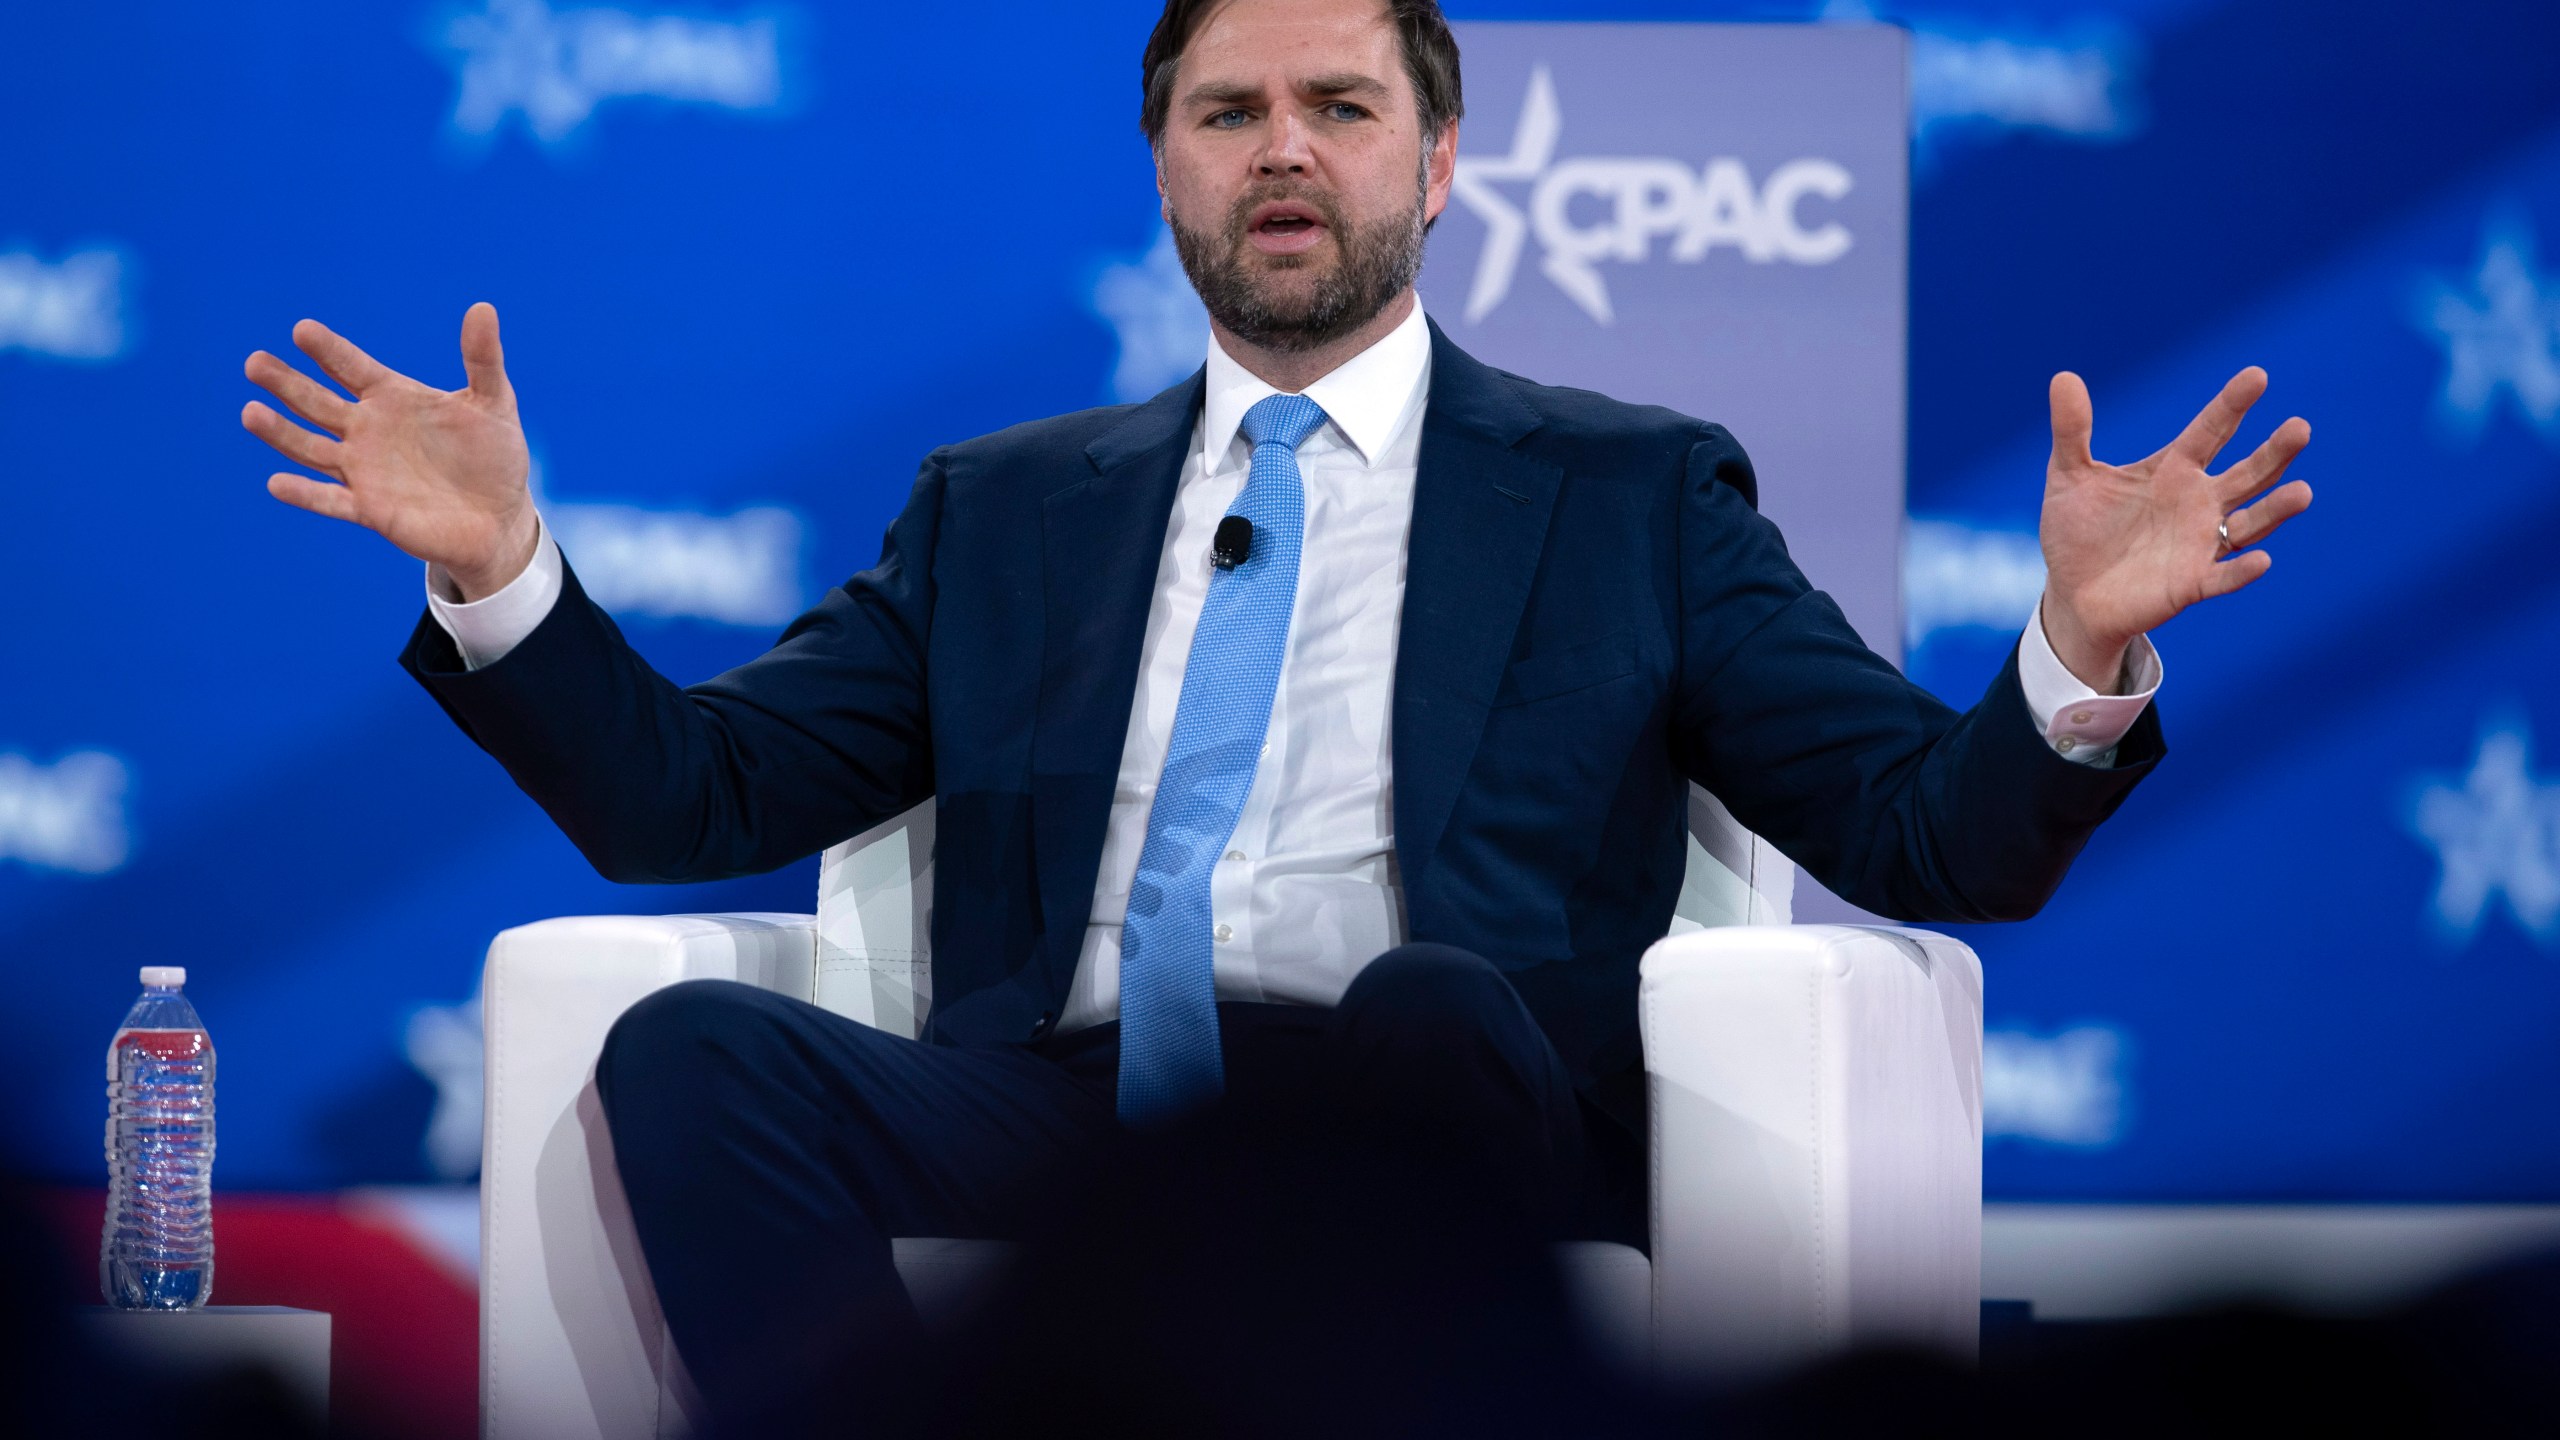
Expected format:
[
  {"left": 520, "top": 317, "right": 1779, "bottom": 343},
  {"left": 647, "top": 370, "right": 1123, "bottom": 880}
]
[{"left": 1246, "top": 201, "right": 1331, "bottom": 256}]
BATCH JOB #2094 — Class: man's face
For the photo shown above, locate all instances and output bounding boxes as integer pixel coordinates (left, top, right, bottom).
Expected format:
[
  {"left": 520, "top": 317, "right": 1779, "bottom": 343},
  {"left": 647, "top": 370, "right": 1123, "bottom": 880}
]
[{"left": 1156, "top": 0, "right": 1457, "bottom": 353}]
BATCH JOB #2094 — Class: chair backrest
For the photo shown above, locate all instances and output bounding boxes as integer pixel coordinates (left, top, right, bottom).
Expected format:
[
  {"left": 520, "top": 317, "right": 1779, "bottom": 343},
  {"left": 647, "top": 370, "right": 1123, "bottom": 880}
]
[
  {"left": 815, "top": 787, "right": 1793, "bottom": 1040},
  {"left": 815, "top": 800, "right": 937, "bottom": 1033},
  {"left": 1671, "top": 785, "right": 1795, "bottom": 932}
]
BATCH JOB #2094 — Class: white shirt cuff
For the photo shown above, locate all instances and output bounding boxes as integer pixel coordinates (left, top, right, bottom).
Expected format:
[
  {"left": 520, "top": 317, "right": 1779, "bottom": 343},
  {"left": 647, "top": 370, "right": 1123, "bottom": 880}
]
[
  {"left": 2018, "top": 595, "right": 2161, "bottom": 769},
  {"left": 425, "top": 517, "right": 564, "bottom": 672}
]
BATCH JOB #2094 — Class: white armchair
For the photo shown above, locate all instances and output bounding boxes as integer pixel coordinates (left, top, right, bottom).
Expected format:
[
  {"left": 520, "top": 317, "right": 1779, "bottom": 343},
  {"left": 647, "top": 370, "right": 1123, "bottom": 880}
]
[{"left": 477, "top": 792, "right": 1984, "bottom": 1439}]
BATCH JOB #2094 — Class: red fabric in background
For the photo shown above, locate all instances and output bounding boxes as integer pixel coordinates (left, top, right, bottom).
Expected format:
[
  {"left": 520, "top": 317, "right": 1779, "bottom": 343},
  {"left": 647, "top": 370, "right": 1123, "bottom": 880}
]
[{"left": 42, "top": 1191, "right": 476, "bottom": 1440}]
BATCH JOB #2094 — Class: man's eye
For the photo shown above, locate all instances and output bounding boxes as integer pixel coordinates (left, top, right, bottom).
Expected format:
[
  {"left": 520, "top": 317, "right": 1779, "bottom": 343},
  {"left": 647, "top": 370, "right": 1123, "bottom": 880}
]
[
  {"left": 1208, "top": 109, "right": 1249, "bottom": 129},
  {"left": 1324, "top": 103, "right": 1368, "bottom": 121}
]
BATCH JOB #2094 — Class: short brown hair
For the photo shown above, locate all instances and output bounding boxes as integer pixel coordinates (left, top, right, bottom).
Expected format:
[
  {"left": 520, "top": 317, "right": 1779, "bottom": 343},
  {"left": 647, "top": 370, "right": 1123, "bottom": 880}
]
[{"left": 1139, "top": 0, "right": 1464, "bottom": 150}]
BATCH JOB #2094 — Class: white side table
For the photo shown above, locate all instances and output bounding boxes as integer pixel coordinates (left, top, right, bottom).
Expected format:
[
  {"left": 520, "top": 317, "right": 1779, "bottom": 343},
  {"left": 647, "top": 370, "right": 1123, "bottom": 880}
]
[{"left": 78, "top": 1306, "right": 330, "bottom": 1423}]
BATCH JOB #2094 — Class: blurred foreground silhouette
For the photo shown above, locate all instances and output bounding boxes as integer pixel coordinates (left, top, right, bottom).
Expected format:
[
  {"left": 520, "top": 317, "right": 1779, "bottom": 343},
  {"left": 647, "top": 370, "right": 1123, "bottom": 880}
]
[{"left": 8, "top": 1126, "right": 2557, "bottom": 1440}]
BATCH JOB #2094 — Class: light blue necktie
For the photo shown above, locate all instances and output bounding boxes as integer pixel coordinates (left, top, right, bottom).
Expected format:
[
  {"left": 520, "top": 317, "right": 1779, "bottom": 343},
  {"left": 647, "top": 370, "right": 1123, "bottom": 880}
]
[{"left": 1116, "top": 393, "right": 1327, "bottom": 1126}]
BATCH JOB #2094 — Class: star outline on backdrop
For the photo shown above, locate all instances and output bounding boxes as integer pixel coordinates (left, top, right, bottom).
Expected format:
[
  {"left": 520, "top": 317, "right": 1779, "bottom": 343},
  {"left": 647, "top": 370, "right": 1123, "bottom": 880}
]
[
  {"left": 2412, "top": 210, "right": 2560, "bottom": 449},
  {"left": 2404, "top": 714, "right": 2560, "bottom": 950},
  {"left": 1447, "top": 64, "right": 1562, "bottom": 324}
]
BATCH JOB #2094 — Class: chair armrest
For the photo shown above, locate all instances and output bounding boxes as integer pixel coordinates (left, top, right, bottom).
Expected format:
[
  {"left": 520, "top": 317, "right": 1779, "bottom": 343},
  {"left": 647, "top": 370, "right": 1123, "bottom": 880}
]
[
  {"left": 1640, "top": 924, "right": 1984, "bottom": 1379},
  {"left": 481, "top": 913, "right": 815, "bottom": 1440}
]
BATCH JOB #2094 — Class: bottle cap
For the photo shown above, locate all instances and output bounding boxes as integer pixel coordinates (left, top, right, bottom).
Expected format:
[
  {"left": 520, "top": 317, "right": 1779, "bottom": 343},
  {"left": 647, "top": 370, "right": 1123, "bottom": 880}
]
[{"left": 139, "top": 966, "right": 186, "bottom": 989}]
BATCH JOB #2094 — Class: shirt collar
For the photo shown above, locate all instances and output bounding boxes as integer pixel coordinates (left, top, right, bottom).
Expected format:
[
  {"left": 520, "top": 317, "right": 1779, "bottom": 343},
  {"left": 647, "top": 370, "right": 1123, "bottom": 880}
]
[{"left": 1197, "top": 301, "right": 1433, "bottom": 472}]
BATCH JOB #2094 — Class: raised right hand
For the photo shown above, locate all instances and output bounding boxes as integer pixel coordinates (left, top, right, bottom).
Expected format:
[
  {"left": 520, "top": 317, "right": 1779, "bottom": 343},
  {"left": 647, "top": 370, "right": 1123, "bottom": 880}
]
[{"left": 243, "top": 302, "right": 539, "bottom": 600}]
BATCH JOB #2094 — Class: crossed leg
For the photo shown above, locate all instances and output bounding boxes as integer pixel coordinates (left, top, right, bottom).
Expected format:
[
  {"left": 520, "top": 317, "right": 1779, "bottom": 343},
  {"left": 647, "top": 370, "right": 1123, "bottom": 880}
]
[{"left": 594, "top": 945, "right": 1587, "bottom": 1434}]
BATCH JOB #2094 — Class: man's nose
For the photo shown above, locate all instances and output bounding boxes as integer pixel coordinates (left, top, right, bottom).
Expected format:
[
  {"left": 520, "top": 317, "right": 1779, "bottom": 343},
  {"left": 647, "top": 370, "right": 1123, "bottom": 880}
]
[{"left": 1255, "top": 108, "right": 1315, "bottom": 177}]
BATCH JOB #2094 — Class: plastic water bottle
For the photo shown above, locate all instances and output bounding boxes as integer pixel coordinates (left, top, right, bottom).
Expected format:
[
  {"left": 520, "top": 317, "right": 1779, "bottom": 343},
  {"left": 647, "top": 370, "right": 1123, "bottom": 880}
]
[{"left": 101, "top": 965, "right": 216, "bottom": 1309}]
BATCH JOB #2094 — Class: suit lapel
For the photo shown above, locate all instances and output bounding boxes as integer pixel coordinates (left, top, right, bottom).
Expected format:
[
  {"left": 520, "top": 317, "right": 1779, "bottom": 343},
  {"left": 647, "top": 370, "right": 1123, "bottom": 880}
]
[
  {"left": 1394, "top": 323, "right": 1562, "bottom": 883},
  {"left": 1028, "top": 372, "right": 1202, "bottom": 984}
]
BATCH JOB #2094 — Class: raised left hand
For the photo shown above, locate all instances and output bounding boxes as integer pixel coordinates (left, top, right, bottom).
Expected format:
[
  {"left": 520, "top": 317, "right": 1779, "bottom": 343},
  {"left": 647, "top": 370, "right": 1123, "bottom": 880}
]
[{"left": 2038, "top": 366, "right": 2313, "bottom": 689}]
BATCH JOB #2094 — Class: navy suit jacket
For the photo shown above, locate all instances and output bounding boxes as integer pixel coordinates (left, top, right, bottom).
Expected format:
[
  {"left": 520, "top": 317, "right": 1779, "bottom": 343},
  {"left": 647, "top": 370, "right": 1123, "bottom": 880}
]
[{"left": 405, "top": 321, "right": 2161, "bottom": 1099}]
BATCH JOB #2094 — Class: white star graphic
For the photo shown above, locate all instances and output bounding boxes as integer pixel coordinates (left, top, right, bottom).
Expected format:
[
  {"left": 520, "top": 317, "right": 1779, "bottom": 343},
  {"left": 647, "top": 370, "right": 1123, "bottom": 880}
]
[
  {"left": 1090, "top": 226, "right": 1209, "bottom": 404},
  {"left": 1448, "top": 65, "right": 1561, "bottom": 324},
  {"left": 0, "top": 749, "right": 131, "bottom": 875},
  {"left": 2414, "top": 213, "right": 2560, "bottom": 448},
  {"left": 405, "top": 989, "right": 485, "bottom": 1181},
  {"left": 440, "top": 0, "right": 596, "bottom": 146},
  {"left": 2405, "top": 718, "right": 2560, "bottom": 949}
]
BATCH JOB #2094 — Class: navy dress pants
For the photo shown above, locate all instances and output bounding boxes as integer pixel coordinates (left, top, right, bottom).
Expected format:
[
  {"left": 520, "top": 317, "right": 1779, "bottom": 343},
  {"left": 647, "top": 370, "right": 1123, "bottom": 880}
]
[{"left": 594, "top": 943, "right": 1587, "bottom": 1436}]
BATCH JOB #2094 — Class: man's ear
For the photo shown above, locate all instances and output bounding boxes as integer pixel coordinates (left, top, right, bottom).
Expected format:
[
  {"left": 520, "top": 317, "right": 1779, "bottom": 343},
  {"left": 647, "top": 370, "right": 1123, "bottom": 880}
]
[
  {"left": 1154, "top": 148, "right": 1173, "bottom": 225},
  {"left": 1423, "top": 121, "right": 1459, "bottom": 225}
]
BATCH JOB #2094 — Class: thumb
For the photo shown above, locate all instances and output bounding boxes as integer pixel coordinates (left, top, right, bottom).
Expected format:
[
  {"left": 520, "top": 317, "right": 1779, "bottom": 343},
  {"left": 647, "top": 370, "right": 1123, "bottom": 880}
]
[
  {"left": 2049, "top": 371, "right": 2094, "bottom": 468},
  {"left": 460, "top": 301, "right": 511, "bottom": 401}
]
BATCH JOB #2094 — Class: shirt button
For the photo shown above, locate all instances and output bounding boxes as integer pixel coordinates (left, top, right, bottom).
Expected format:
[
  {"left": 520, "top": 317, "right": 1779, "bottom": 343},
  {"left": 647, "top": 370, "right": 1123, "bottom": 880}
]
[
  {"left": 2057, "top": 736, "right": 2078, "bottom": 754},
  {"left": 2071, "top": 710, "right": 2093, "bottom": 725},
  {"left": 1225, "top": 850, "right": 1245, "bottom": 862},
  {"left": 1214, "top": 923, "right": 1233, "bottom": 943},
  {"left": 1260, "top": 740, "right": 1271, "bottom": 758}
]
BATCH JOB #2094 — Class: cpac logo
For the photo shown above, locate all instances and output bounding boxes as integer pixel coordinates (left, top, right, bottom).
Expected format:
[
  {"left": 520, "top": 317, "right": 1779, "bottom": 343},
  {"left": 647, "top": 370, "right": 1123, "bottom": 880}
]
[
  {"left": 530, "top": 454, "right": 808, "bottom": 626},
  {"left": 1817, "top": 3, "right": 2144, "bottom": 170},
  {"left": 551, "top": 502, "right": 806, "bottom": 626},
  {"left": 1983, "top": 1023, "right": 2127, "bottom": 1147},
  {"left": 1910, "top": 23, "right": 2141, "bottom": 155},
  {"left": 1903, "top": 518, "right": 2044, "bottom": 652},
  {"left": 1450, "top": 66, "right": 1854, "bottom": 325},
  {"left": 0, "top": 248, "right": 126, "bottom": 361},
  {"left": 0, "top": 750, "right": 132, "bottom": 876},
  {"left": 431, "top": 0, "right": 790, "bottom": 150},
  {"left": 2404, "top": 714, "right": 2560, "bottom": 949}
]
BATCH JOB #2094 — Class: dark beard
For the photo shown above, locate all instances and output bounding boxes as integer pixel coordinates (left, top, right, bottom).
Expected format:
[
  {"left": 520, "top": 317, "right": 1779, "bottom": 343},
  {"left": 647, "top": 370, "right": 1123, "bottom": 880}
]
[{"left": 1170, "top": 177, "right": 1428, "bottom": 354}]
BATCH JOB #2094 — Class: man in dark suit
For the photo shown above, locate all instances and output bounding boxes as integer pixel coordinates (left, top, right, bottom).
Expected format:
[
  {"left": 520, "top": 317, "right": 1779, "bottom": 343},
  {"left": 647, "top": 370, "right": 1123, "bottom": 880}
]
[{"left": 241, "top": 0, "right": 2312, "bottom": 1427}]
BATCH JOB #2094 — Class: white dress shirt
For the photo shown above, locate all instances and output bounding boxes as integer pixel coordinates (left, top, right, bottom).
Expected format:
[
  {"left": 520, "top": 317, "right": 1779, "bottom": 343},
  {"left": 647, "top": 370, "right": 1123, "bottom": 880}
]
[
  {"left": 1055, "top": 303, "right": 1435, "bottom": 1031},
  {"left": 428, "top": 303, "right": 2160, "bottom": 1028}
]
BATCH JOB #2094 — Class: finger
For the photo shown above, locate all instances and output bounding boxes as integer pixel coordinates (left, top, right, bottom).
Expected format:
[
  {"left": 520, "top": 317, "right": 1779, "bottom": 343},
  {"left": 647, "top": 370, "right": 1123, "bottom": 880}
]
[
  {"left": 2048, "top": 371, "right": 2093, "bottom": 467},
  {"left": 241, "top": 400, "right": 345, "bottom": 475},
  {"left": 244, "top": 350, "right": 353, "bottom": 434},
  {"left": 2203, "top": 546, "right": 2273, "bottom": 598},
  {"left": 2168, "top": 366, "right": 2267, "bottom": 467},
  {"left": 266, "top": 473, "right": 360, "bottom": 524},
  {"left": 2217, "top": 415, "right": 2310, "bottom": 503},
  {"left": 459, "top": 301, "right": 512, "bottom": 402},
  {"left": 291, "top": 318, "right": 395, "bottom": 396},
  {"left": 2224, "top": 478, "right": 2313, "bottom": 550}
]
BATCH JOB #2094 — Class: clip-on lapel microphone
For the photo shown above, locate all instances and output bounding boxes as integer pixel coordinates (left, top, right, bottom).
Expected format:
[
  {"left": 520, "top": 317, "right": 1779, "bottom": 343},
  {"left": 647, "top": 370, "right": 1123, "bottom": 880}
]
[{"left": 1212, "top": 515, "right": 1254, "bottom": 571}]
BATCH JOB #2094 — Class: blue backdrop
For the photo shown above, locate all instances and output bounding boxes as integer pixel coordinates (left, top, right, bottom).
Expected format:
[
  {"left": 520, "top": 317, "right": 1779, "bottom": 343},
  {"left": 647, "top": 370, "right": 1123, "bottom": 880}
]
[{"left": 5, "top": 0, "right": 2558, "bottom": 1200}]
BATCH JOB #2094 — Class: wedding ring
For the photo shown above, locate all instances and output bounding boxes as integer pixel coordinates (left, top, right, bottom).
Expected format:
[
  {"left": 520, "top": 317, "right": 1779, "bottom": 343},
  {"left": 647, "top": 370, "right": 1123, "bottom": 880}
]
[{"left": 2216, "top": 517, "right": 2233, "bottom": 555}]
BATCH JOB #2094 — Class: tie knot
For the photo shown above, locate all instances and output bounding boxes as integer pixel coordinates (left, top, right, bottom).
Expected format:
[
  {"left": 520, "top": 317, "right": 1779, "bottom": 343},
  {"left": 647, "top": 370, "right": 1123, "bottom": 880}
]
[{"left": 1239, "top": 393, "right": 1328, "bottom": 453}]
